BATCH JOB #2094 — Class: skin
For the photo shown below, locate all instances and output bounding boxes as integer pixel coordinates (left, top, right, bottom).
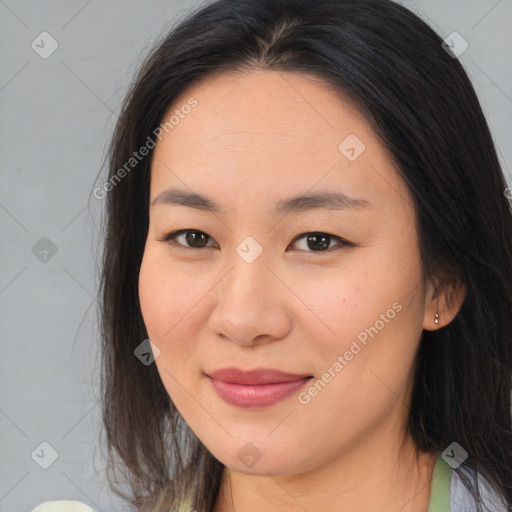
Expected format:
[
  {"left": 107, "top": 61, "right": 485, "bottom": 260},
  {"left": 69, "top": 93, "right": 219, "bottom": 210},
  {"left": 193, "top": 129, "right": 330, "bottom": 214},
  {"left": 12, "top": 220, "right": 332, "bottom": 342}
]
[{"left": 138, "top": 69, "right": 466, "bottom": 512}]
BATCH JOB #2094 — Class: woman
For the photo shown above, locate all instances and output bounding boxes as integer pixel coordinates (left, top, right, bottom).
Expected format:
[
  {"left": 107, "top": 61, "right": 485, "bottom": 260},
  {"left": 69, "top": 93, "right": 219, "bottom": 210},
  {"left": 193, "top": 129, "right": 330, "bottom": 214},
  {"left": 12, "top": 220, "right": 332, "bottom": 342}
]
[{"left": 97, "top": 0, "right": 512, "bottom": 510}]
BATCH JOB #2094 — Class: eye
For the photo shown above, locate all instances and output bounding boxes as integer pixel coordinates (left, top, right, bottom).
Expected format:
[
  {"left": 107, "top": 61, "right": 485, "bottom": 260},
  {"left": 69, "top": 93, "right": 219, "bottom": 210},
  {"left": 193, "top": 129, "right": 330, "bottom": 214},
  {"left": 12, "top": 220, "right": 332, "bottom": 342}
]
[
  {"left": 157, "top": 229, "right": 218, "bottom": 250},
  {"left": 158, "top": 229, "right": 353, "bottom": 252},
  {"left": 287, "top": 232, "right": 354, "bottom": 252}
]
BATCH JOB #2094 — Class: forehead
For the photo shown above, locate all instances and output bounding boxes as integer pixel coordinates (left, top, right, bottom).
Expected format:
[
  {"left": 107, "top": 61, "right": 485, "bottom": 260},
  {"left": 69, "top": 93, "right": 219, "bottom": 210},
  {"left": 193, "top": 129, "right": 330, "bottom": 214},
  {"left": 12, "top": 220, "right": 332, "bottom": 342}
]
[{"left": 150, "top": 69, "right": 410, "bottom": 215}]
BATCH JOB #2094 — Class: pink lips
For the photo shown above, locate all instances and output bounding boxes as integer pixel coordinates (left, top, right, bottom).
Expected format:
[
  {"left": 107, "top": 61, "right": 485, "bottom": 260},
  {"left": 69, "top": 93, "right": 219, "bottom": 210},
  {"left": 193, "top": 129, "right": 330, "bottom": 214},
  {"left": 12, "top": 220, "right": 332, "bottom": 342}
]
[{"left": 206, "top": 367, "right": 313, "bottom": 408}]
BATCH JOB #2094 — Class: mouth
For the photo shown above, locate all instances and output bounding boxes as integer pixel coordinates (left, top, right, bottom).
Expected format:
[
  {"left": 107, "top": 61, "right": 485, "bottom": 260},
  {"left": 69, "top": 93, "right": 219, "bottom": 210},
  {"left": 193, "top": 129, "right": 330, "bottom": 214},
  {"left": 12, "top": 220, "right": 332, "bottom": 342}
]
[{"left": 205, "top": 367, "right": 314, "bottom": 408}]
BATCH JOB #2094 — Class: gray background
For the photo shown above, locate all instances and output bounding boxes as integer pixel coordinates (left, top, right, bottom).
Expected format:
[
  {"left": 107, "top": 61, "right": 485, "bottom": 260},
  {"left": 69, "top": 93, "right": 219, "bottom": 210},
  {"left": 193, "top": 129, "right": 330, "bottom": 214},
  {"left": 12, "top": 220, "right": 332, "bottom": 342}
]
[{"left": 1, "top": 0, "right": 511, "bottom": 511}]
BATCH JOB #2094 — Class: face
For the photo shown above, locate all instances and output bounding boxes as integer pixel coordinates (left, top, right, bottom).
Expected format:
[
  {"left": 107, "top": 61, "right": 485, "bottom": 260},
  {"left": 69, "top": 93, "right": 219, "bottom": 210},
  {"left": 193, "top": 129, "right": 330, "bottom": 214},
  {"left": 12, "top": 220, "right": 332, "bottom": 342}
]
[{"left": 138, "top": 69, "right": 431, "bottom": 476}]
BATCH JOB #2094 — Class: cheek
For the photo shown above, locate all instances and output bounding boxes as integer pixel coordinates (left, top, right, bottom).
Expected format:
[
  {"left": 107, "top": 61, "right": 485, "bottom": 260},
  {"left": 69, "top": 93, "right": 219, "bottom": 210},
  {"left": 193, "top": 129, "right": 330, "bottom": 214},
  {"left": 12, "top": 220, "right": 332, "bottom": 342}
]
[
  {"left": 296, "top": 247, "right": 424, "bottom": 378},
  {"left": 290, "top": 266, "right": 399, "bottom": 349},
  {"left": 138, "top": 274, "right": 203, "bottom": 423},
  {"left": 138, "top": 256, "right": 173, "bottom": 341},
  {"left": 138, "top": 251, "right": 207, "bottom": 343},
  {"left": 138, "top": 251, "right": 206, "bottom": 407}
]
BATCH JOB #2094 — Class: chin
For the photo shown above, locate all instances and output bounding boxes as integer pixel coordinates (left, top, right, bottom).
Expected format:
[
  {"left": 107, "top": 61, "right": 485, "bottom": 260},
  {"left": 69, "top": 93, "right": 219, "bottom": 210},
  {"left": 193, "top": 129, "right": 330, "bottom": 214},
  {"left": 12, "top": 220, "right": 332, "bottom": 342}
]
[{"left": 209, "top": 441, "right": 309, "bottom": 477}]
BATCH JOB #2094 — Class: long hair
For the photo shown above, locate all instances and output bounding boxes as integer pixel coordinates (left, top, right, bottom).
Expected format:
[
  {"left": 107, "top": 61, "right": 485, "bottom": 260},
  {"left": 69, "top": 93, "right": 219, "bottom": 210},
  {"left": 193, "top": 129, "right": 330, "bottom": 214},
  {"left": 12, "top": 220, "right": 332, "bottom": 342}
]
[{"left": 97, "top": 0, "right": 512, "bottom": 510}]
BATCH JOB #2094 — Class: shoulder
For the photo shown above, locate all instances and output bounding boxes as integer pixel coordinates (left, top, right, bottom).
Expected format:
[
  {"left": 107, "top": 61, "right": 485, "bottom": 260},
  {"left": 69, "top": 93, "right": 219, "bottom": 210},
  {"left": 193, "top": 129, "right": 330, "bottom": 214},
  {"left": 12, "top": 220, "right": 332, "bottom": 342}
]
[
  {"left": 450, "top": 462, "right": 510, "bottom": 512},
  {"left": 30, "top": 501, "right": 95, "bottom": 512}
]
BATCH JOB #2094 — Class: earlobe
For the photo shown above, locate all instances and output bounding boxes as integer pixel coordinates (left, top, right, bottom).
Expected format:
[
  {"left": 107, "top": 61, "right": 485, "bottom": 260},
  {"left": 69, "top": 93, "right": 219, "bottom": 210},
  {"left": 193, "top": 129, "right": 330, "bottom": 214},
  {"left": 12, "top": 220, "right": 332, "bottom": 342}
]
[
  {"left": 423, "top": 278, "right": 467, "bottom": 331},
  {"left": 423, "top": 303, "right": 442, "bottom": 331}
]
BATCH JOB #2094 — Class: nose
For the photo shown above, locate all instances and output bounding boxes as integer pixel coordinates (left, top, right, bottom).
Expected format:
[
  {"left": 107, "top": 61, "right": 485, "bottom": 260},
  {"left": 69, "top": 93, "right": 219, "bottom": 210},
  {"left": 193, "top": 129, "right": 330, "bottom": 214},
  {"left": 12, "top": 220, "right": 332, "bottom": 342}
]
[{"left": 208, "top": 246, "right": 292, "bottom": 347}]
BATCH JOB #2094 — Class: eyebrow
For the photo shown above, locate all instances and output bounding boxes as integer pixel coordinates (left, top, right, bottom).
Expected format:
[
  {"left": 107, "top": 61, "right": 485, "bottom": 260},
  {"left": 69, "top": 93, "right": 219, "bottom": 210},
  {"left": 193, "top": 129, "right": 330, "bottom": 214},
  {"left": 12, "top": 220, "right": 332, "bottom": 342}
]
[{"left": 151, "top": 188, "right": 371, "bottom": 215}]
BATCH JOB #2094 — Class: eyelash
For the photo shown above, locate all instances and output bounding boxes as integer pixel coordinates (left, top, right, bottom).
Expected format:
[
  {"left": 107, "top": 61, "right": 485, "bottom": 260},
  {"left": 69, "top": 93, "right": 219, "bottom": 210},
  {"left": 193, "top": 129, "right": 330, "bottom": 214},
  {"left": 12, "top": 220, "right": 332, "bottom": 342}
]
[{"left": 157, "top": 229, "right": 354, "bottom": 253}]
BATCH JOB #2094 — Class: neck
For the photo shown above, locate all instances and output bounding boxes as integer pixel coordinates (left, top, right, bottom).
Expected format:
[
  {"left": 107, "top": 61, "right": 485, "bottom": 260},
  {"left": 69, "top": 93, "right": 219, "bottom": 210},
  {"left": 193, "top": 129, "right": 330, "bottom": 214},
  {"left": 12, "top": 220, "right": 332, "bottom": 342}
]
[{"left": 213, "top": 435, "right": 437, "bottom": 512}]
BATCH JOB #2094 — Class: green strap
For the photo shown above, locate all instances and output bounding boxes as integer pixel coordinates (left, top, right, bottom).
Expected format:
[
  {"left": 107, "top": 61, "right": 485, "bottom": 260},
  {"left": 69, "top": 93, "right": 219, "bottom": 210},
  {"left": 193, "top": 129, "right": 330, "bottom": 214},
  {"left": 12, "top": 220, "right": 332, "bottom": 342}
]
[
  {"left": 428, "top": 453, "right": 452, "bottom": 512},
  {"left": 178, "top": 500, "right": 193, "bottom": 512}
]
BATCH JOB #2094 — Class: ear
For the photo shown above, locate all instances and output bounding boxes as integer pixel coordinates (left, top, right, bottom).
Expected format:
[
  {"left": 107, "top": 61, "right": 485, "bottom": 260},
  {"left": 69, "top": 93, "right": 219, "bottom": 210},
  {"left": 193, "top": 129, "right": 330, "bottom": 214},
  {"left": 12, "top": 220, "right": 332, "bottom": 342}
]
[{"left": 423, "top": 276, "right": 466, "bottom": 331}]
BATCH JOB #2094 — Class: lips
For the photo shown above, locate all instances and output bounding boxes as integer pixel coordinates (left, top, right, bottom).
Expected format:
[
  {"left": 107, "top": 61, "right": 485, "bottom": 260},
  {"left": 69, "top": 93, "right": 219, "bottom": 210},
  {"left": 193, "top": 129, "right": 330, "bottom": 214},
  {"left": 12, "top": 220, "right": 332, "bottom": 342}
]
[
  {"left": 205, "top": 367, "right": 313, "bottom": 408},
  {"left": 207, "top": 367, "right": 312, "bottom": 385}
]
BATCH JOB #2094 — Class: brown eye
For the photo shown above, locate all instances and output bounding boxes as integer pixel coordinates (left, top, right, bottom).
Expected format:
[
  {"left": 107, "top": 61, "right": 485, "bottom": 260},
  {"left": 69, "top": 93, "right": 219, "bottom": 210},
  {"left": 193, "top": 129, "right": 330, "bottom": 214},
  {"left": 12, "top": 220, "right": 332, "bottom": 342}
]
[
  {"left": 307, "top": 233, "right": 330, "bottom": 251},
  {"left": 183, "top": 231, "right": 208, "bottom": 248},
  {"left": 288, "top": 232, "right": 353, "bottom": 252},
  {"left": 157, "top": 229, "right": 217, "bottom": 249}
]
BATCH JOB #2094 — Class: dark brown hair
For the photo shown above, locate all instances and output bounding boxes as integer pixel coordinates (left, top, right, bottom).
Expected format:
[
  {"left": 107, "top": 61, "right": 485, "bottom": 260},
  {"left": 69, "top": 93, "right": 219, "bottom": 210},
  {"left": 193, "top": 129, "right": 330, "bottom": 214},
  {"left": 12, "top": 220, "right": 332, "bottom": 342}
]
[{"left": 96, "top": 0, "right": 512, "bottom": 510}]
